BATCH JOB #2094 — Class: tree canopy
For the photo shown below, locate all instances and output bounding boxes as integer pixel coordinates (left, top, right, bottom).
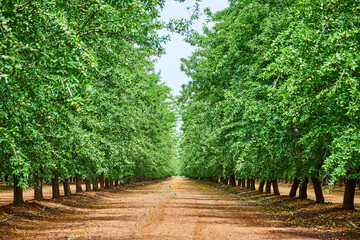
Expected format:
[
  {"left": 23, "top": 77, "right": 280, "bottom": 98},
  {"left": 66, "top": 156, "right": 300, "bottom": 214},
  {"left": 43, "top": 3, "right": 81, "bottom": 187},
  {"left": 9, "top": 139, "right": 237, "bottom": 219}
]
[
  {"left": 179, "top": 0, "right": 360, "bottom": 209},
  {"left": 0, "top": 0, "right": 188, "bottom": 197}
]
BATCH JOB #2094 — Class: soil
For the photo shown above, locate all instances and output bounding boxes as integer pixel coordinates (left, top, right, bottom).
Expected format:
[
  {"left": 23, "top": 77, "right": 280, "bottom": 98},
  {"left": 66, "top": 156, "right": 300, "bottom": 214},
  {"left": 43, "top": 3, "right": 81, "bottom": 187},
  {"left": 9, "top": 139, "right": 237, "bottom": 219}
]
[{"left": 0, "top": 177, "right": 359, "bottom": 239}]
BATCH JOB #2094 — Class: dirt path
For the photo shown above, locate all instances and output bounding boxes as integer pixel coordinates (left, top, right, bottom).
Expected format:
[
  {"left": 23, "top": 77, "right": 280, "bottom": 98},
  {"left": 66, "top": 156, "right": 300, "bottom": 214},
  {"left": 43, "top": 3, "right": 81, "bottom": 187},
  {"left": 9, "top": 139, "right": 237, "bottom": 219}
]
[{"left": 0, "top": 177, "right": 358, "bottom": 239}]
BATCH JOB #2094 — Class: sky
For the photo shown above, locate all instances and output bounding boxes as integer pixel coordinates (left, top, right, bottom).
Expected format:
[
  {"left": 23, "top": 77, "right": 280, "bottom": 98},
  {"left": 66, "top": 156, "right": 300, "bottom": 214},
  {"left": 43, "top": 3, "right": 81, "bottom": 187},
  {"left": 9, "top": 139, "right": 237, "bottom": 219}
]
[{"left": 155, "top": 0, "right": 229, "bottom": 96}]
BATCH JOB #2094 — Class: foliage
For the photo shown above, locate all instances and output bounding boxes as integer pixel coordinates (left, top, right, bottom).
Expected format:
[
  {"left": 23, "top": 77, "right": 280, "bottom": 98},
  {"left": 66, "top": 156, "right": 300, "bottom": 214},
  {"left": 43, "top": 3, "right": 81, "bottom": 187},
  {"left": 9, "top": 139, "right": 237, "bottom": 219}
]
[
  {"left": 0, "top": 0, "right": 186, "bottom": 189},
  {"left": 179, "top": 0, "right": 360, "bottom": 188}
]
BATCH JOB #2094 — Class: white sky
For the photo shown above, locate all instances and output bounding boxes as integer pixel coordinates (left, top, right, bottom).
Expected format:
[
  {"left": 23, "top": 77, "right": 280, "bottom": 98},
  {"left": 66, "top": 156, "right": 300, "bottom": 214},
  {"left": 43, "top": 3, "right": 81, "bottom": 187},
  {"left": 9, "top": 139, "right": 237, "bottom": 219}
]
[{"left": 155, "top": 0, "right": 229, "bottom": 96}]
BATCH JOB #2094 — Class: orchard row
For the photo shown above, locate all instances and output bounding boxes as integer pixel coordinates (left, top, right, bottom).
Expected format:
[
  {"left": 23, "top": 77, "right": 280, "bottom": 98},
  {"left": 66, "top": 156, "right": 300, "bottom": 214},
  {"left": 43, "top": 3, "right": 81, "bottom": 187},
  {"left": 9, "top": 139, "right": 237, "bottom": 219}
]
[
  {"left": 0, "top": 1, "right": 181, "bottom": 203},
  {"left": 179, "top": 0, "right": 360, "bottom": 209}
]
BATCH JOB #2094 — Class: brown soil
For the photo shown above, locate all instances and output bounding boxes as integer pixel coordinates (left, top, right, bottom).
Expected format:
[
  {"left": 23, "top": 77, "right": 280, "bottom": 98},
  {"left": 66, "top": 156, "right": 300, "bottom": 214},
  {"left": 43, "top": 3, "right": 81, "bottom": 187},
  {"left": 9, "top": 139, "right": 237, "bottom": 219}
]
[{"left": 0, "top": 177, "right": 359, "bottom": 239}]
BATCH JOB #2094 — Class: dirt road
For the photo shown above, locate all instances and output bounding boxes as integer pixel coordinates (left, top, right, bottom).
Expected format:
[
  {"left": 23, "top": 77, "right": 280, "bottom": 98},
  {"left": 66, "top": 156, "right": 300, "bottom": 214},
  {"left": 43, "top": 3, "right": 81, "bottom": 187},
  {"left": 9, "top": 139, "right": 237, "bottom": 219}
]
[{"left": 1, "top": 177, "right": 358, "bottom": 239}]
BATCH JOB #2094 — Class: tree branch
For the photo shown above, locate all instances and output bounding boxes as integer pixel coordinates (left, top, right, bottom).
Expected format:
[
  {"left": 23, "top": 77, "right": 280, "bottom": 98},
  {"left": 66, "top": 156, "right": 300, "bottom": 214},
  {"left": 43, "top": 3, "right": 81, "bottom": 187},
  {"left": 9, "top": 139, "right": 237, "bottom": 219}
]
[
  {"left": 79, "top": 29, "right": 109, "bottom": 36},
  {"left": 273, "top": 75, "right": 280, "bottom": 89},
  {"left": 14, "top": 0, "right": 34, "bottom": 11},
  {"left": 78, "top": 10, "right": 99, "bottom": 35},
  {"left": 314, "top": 23, "right": 328, "bottom": 50},
  {"left": 37, "top": 116, "right": 44, "bottom": 124}
]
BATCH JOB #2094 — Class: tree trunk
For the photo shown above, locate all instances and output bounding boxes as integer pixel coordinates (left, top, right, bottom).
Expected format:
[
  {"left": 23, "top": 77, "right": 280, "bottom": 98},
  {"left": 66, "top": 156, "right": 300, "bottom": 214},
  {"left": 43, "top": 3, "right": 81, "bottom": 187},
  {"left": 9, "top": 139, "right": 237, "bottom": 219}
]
[
  {"left": 109, "top": 180, "right": 114, "bottom": 187},
  {"left": 250, "top": 179, "right": 256, "bottom": 190},
  {"left": 241, "top": 179, "right": 246, "bottom": 187},
  {"left": 63, "top": 178, "right": 71, "bottom": 198},
  {"left": 75, "top": 175, "right": 82, "bottom": 193},
  {"left": 265, "top": 181, "right": 271, "bottom": 193},
  {"left": 272, "top": 180, "right": 280, "bottom": 195},
  {"left": 229, "top": 175, "right": 236, "bottom": 186},
  {"left": 105, "top": 179, "right": 110, "bottom": 189},
  {"left": 34, "top": 175, "right": 44, "bottom": 200},
  {"left": 322, "top": 176, "right": 327, "bottom": 186},
  {"left": 51, "top": 174, "right": 61, "bottom": 198},
  {"left": 338, "top": 178, "right": 343, "bottom": 187},
  {"left": 99, "top": 174, "right": 105, "bottom": 190},
  {"left": 258, "top": 181, "right": 265, "bottom": 192},
  {"left": 93, "top": 178, "right": 99, "bottom": 191},
  {"left": 246, "top": 179, "right": 251, "bottom": 189},
  {"left": 343, "top": 178, "right": 356, "bottom": 209},
  {"left": 85, "top": 180, "right": 91, "bottom": 191},
  {"left": 13, "top": 176, "right": 24, "bottom": 204},
  {"left": 299, "top": 177, "right": 308, "bottom": 199},
  {"left": 311, "top": 177, "right": 324, "bottom": 203},
  {"left": 289, "top": 177, "right": 299, "bottom": 197},
  {"left": 115, "top": 179, "right": 119, "bottom": 187}
]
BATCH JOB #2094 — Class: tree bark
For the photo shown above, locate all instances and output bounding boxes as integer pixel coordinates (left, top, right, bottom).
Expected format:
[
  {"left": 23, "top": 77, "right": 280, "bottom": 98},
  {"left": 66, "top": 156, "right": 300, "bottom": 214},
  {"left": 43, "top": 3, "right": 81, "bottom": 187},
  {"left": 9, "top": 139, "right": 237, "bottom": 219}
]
[
  {"left": 311, "top": 177, "right": 324, "bottom": 203},
  {"left": 343, "top": 178, "right": 356, "bottom": 209},
  {"left": 322, "top": 176, "right": 327, "bottom": 186},
  {"left": 99, "top": 174, "right": 105, "bottom": 190},
  {"left": 289, "top": 177, "right": 299, "bottom": 197},
  {"left": 63, "top": 178, "right": 71, "bottom": 198},
  {"left": 250, "top": 179, "right": 256, "bottom": 190},
  {"left": 13, "top": 176, "right": 24, "bottom": 204},
  {"left": 34, "top": 175, "right": 44, "bottom": 200},
  {"left": 93, "top": 178, "right": 99, "bottom": 191},
  {"left": 229, "top": 175, "right": 236, "bottom": 186},
  {"left": 85, "top": 180, "right": 91, "bottom": 191},
  {"left": 51, "top": 174, "right": 61, "bottom": 198},
  {"left": 258, "top": 181, "right": 265, "bottom": 192},
  {"left": 265, "top": 181, "right": 271, "bottom": 193},
  {"left": 299, "top": 177, "right": 308, "bottom": 199},
  {"left": 246, "top": 179, "right": 251, "bottom": 189},
  {"left": 109, "top": 180, "right": 114, "bottom": 187},
  {"left": 272, "top": 180, "right": 280, "bottom": 195},
  {"left": 105, "top": 179, "right": 110, "bottom": 189},
  {"left": 115, "top": 179, "right": 119, "bottom": 187},
  {"left": 241, "top": 179, "right": 245, "bottom": 187},
  {"left": 75, "top": 175, "right": 82, "bottom": 193},
  {"left": 338, "top": 178, "right": 343, "bottom": 187}
]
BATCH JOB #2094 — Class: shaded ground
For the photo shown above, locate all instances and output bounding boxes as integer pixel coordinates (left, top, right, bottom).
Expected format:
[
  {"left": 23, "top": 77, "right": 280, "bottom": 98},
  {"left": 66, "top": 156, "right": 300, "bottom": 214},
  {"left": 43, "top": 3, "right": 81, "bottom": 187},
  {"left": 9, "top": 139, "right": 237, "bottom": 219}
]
[
  {"left": 0, "top": 183, "right": 87, "bottom": 207},
  {"left": 255, "top": 182, "right": 360, "bottom": 205},
  {"left": 0, "top": 177, "right": 359, "bottom": 239}
]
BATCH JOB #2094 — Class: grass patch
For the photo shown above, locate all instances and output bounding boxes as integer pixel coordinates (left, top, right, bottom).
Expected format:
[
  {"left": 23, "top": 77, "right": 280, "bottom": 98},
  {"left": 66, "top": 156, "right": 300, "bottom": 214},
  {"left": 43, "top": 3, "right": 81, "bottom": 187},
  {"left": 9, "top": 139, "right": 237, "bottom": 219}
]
[{"left": 170, "top": 192, "right": 177, "bottom": 199}]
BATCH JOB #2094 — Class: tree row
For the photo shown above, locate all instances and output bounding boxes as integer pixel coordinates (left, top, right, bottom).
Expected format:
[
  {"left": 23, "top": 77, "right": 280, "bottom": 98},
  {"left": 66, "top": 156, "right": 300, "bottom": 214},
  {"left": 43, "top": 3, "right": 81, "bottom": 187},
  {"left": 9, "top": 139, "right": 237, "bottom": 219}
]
[
  {"left": 179, "top": 0, "right": 360, "bottom": 209},
  {"left": 1, "top": 0, "right": 179, "bottom": 203}
]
